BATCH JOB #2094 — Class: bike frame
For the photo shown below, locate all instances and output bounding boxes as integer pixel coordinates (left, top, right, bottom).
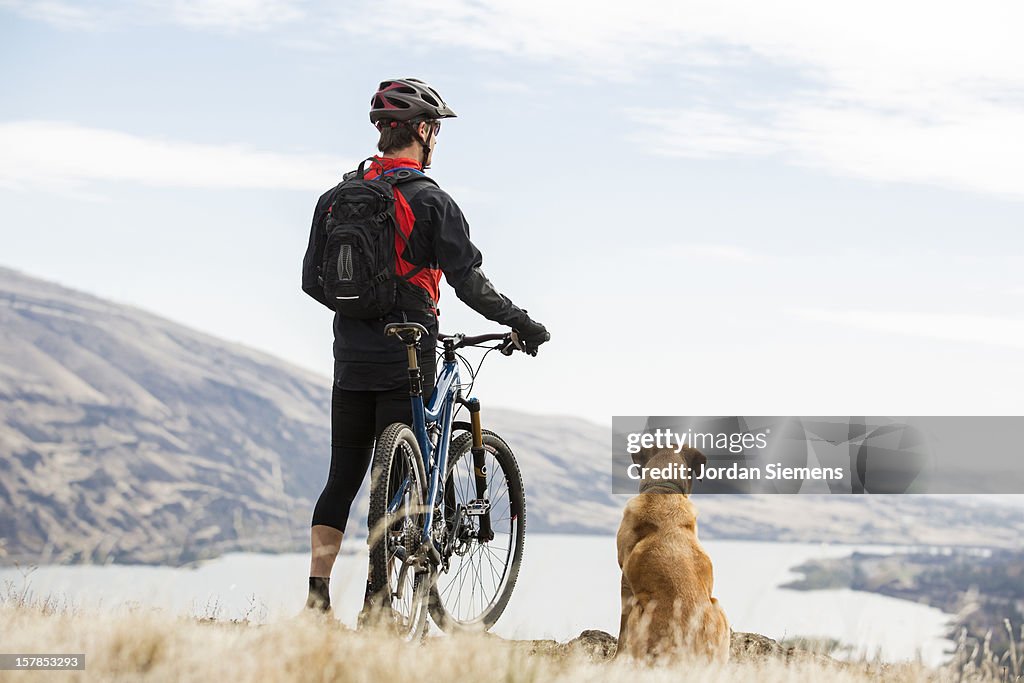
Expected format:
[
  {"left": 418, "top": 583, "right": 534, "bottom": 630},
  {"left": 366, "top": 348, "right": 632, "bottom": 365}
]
[{"left": 386, "top": 352, "right": 461, "bottom": 547}]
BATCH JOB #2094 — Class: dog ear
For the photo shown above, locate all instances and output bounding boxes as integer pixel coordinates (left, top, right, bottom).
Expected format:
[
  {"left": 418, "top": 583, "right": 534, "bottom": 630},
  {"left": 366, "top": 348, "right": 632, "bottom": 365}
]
[
  {"left": 632, "top": 445, "right": 657, "bottom": 467},
  {"left": 690, "top": 449, "right": 707, "bottom": 480}
]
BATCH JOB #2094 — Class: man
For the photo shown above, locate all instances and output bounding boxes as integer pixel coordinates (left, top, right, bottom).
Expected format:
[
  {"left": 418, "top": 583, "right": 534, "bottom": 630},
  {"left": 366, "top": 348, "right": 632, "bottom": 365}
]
[{"left": 300, "top": 78, "right": 550, "bottom": 614}]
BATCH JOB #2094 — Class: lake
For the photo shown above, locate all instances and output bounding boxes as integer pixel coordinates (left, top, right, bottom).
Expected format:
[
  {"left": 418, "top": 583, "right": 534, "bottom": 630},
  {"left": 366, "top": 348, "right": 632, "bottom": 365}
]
[{"left": 0, "top": 535, "right": 954, "bottom": 665}]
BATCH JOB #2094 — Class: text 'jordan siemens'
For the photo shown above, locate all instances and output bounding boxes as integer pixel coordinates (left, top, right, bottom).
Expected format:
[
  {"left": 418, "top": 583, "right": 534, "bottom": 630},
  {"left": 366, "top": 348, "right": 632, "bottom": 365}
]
[{"left": 626, "top": 461, "right": 846, "bottom": 482}]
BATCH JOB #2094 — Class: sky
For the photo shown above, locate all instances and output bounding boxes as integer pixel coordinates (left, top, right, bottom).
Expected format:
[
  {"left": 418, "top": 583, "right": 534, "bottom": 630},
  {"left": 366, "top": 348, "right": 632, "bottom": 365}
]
[{"left": 1, "top": 0, "right": 1023, "bottom": 426}]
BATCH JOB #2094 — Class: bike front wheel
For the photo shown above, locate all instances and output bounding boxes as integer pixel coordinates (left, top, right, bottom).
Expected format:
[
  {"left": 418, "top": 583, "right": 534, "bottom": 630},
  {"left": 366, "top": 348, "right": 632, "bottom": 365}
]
[
  {"left": 365, "top": 422, "right": 430, "bottom": 639},
  {"left": 429, "top": 429, "right": 526, "bottom": 633}
]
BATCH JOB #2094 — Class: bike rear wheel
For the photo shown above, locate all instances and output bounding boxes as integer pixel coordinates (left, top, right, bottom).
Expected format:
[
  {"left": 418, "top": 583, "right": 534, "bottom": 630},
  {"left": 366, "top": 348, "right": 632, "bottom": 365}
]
[
  {"left": 429, "top": 429, "right": 526, "bottom": 633},
  {"left": 365, "top": 422, "right": 430, "bottom": 639}
]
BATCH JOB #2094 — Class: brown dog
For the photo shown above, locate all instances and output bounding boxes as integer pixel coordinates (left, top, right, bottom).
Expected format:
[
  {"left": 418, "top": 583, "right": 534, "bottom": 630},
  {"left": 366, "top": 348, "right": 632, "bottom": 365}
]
[{"left": 616, "top": 445, "right": 730, "bottom": 663}]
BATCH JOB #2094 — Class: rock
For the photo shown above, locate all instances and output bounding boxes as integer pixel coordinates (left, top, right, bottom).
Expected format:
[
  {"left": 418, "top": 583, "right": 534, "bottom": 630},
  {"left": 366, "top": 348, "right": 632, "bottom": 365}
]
[
  {"left": 521, "top": 638, "right": 564, "bottom": 657},
  {"left": 730, "top": 631, "right": 844, "bottom": 668},
  {"left": 512, "top": 630, "right": 618, "bottom": 661},
  {"left": 568, "top": 630, "right": 618, "bottom": 660},
  {"left": 730, "top": 631, "right": 785, "bottom": 661},
  {"left": 521, "top": 629, "right": 839, "bottom": 666}
]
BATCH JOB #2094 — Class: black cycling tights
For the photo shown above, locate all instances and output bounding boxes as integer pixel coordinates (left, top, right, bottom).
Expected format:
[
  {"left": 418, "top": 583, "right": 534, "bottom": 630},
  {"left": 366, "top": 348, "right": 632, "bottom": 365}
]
[{"left": 311, "top": 380, "right": 433, "bottom": 533}]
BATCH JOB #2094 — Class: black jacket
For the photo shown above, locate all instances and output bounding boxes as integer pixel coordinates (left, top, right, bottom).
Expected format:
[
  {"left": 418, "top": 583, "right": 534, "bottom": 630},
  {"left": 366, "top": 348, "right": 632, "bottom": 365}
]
[{"left": 302, "top": 171, "right": 532, "bottom": 390}]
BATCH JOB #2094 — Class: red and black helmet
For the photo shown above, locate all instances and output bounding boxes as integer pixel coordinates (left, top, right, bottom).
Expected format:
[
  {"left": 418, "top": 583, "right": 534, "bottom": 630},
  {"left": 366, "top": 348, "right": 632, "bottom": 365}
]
[{"left": 370, "top": 78, "right": 457, "bottom": 125}]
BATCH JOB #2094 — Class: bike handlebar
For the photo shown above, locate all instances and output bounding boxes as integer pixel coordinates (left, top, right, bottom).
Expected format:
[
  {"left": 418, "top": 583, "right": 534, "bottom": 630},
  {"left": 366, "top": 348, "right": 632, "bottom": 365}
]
[
  {"left": 440, "top": 332, "right": 509, "bottom": 348},
  {"left": 388, "top": 325, "right": 529, "bottom": 356},
  {"left": 440, "top": 331, "right": 535, "bottom": 356}
]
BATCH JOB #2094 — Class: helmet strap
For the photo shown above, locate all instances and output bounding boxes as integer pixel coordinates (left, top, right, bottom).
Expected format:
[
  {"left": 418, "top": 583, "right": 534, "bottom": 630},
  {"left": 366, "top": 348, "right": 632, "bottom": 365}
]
[
  {"left": 417, "top": 123, "right": 433, "bottom": 170},
  {"left": 377, "top": 119, "right": 433, "bottom": 169}
]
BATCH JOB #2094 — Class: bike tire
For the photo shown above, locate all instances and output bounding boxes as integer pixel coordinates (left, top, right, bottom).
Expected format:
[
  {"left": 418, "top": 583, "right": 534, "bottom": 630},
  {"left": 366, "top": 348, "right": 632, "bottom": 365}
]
[
  {"left": 428, "top": 429, "right": 526, "bottom": 633},
  {"left": 366, "top": 422, "right": 430, "bottom": 639}
]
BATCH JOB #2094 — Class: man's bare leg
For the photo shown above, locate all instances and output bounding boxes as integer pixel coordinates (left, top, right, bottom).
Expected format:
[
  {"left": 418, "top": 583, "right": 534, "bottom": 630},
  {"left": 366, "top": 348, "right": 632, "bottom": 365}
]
[
  {"left": 310, "top": 525, "right": 343, "bottom": 576},
  {"left": 306, "top": 525, "right": 343, "bottom": 611}
]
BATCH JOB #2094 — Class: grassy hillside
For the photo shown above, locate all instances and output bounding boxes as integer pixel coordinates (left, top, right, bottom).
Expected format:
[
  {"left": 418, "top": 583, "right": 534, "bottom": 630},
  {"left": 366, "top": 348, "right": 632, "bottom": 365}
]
[
  {"left": 3, "top": 565, "right": 1021, "bottom": 683},
  {"left": 1, "top": 588, "right": 1004, "bottom": 683}
]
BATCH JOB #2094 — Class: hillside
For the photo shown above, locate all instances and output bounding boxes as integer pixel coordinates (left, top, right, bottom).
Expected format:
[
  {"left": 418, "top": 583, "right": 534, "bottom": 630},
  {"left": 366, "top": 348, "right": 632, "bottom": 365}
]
[
  {"left": 1, "top": 266, "right": 1022, "bottom": 566},
  {"left": 1, "top": 596, "right": 979, "bottom": 683}
]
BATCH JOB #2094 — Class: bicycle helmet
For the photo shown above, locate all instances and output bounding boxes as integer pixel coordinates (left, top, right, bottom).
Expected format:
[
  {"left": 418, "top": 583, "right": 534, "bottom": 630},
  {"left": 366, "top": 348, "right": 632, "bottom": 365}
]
[{"left": 369, "top": 78, "right": 457, "bottom": 124}]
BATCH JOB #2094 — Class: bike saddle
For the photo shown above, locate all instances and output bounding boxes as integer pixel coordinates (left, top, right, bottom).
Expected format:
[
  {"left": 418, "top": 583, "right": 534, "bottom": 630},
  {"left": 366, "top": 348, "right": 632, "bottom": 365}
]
[{"left": 384, "top": 322, "right": 429, "bottom": 344}]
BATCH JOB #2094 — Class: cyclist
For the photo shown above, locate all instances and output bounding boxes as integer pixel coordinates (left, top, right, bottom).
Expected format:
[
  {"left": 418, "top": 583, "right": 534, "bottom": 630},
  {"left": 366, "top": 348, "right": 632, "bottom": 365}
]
[{"left": 300, "top": 78, "right": 550, "bottom": 615}]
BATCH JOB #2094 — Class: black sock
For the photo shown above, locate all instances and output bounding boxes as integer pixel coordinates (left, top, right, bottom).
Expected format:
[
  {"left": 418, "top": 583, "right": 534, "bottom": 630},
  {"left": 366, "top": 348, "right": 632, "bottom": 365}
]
[{"left": 307, "top": 576, "right": 330, "bottom": 611}]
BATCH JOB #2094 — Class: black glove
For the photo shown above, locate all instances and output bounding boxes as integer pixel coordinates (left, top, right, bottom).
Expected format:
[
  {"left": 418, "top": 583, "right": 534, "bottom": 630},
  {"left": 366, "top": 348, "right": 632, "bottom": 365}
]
[{"left": 512, "top": 316, "right": 550, "bottom": 356}]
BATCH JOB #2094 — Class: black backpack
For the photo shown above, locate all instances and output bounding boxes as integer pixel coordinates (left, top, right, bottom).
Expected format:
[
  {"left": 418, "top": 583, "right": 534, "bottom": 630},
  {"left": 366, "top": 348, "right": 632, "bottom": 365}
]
[{"left": 318, "top": 160, "right": 437, "bottom": 319}]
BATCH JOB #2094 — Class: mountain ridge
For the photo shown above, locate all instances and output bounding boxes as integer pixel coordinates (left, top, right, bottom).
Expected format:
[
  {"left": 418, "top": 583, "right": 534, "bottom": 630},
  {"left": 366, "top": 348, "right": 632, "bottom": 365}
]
[{"left": 1, "top": 266, "right": 1022, "bottom": 566}]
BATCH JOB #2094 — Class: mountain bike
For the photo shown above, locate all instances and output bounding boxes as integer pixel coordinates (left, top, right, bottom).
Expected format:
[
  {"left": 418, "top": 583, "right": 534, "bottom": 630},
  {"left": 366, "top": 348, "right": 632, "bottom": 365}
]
[{"left": 363, "top": 322, "right": 527, "bottom": 639}]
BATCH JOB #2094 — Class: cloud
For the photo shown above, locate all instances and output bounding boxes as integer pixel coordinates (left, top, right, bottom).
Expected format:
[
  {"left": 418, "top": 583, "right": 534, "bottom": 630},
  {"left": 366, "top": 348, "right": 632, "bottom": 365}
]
[
  {"left": 627, "top": 109, "right": 782, "bottom": 159},
  {"left": 340, "top": 1, "right": 1023, "bottom": 87},
  {"left": 0, "top": 0, "right": 102, "bottom": 29},
  {"left": 0, "top": 0, "right": 305, "bottom": 32},
  {"left": 0, "top": 121, "right": 347, "bottom": 193},
  {"left": 629, "top": 102, "right": 1024, "bottom": 198},
  {"left": 6, "top": 1, "right": 1024, "bottom": 198},
  {"left": 794, "top": 308, "right": 1024, "bottom": 349},
  {"left": 341, "top": 0, "right": 1024, "bottom": 199},
  {"left": 159, "top": 0, "right": 304, "bottom": 32},
  {"left": 479, "top": 80, "right": 533, "bottom": 94}
]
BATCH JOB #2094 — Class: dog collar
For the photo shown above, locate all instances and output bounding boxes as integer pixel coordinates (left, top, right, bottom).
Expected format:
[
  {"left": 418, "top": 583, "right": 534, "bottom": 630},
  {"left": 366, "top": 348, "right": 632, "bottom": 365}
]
[{"left": 639, "top": 482, "right": 688, "bottom": 495}]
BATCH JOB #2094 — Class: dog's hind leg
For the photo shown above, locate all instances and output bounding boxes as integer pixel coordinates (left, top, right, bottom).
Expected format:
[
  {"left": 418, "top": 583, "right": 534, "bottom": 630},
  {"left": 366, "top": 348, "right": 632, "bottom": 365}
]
[
  {"left": 615, "top": 574, "right": 634, "bottom": 658},
  {"left": 703, "top": 598, "right": 731, "bottom": 663}
]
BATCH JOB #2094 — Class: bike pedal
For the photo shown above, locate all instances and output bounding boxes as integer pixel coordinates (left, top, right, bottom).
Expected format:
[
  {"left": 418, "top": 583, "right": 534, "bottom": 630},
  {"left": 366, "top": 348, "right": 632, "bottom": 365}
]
[{"left": 465, "top": 499, "right": 490, "bottom": 516}]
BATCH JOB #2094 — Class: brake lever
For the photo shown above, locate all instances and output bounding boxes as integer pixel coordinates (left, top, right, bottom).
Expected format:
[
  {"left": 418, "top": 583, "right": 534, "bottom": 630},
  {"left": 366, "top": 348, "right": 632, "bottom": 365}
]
[
  {"left": 498, "top": 331, "right": 547, "bottom": 356},
  {"left": 496, "top": 331, "right": 517, "bottom": 356}
]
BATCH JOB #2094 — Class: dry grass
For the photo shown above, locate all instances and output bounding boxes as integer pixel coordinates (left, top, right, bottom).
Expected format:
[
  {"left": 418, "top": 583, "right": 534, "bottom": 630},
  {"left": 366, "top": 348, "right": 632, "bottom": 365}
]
[{"left": 0, "top": 579, "right": 1018, "bottom": 683}]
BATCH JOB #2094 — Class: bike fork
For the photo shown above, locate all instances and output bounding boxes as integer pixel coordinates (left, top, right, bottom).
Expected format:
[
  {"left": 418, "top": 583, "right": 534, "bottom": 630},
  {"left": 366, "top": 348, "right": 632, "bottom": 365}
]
[{"left": 466, "top": 398, "right": 494, "bottom": 542}]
